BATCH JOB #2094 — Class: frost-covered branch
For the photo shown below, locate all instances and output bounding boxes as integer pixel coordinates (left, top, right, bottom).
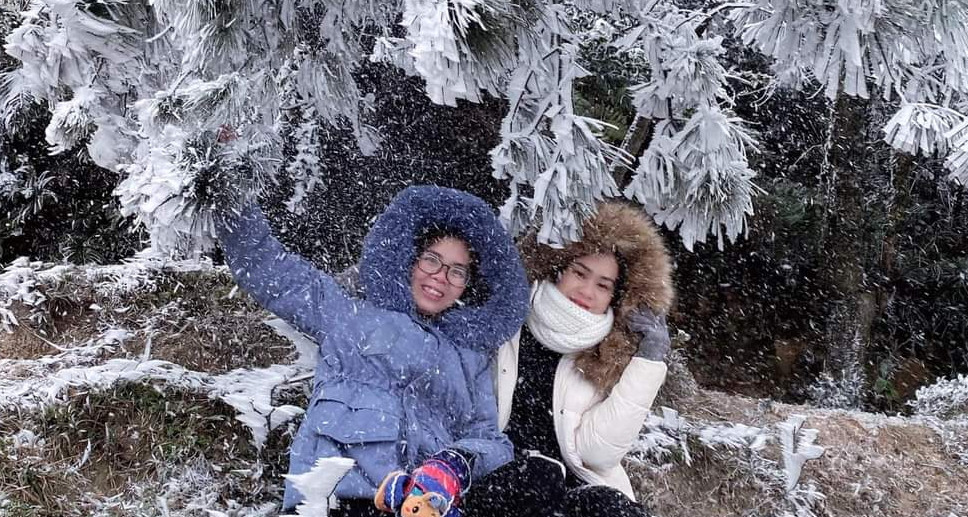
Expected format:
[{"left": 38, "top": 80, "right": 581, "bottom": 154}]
[
  {"left": 618, "top": 4, "right": 759, "bottom": 250},
  {"left": 491, "top": 5, "right": 624, "bottom": 246},
  {"left": 9, "top": 0, "right": 963, "bottom": 256}
]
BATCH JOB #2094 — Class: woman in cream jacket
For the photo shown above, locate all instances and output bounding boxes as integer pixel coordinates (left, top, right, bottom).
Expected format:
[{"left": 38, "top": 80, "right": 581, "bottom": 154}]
[{"left": 463, "top": 201, "right": 674, "bottom": 517}]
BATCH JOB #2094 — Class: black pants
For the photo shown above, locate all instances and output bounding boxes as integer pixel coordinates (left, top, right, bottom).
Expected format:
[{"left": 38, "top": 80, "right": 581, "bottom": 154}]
[
  {"left": 328, "top": 499, "right": 384, "bottom": 517},
  {"left": 462, "top": 457, "right": 650, "bottom": 517},
  {"left": 317, "top": 459, "right": 650, "bottom": 517}
]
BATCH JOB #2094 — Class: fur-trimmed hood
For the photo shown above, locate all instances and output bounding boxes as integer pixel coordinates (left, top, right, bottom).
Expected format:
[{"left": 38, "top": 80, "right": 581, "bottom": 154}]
[
  {"left": 519, "top": 201, "right": 675, "bottom": 391},
  {"left": 359, "top": 186, "right": 530, "bottom": 353}
]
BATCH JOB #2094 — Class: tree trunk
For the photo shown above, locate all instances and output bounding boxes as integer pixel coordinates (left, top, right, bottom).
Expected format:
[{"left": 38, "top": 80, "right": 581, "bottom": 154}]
[
  {"left": 815, "top": 94, "right": 877, "bottom": 407},
  {"left": 816, "top": 94, "right": 911, "bottom": 408},
  {"left": 610, "top": 114, "right": 654, "bottom": 187}
]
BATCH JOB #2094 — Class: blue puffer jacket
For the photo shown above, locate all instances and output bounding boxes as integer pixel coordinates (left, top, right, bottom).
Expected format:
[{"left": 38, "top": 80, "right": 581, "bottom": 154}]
[{"left": 216, "top": 186, "right": 529, "bottom": 509}]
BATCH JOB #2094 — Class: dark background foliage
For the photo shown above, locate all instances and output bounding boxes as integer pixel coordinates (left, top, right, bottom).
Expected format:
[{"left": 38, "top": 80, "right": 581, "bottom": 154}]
[
  {"left": 1, "top": 8, "right": 143, "bottom": 264},
  {"left": 263, "top": 62, "right": 510, "bottom": 272}
]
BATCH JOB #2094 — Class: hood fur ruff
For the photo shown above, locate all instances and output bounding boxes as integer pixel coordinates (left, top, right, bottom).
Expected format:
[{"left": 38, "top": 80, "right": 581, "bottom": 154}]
[
  {"left": 520, "top": 201, "right": 675, "bottom": 392},
  {"left": 359, "top": 186, "right": 530, "bottom": 354}
]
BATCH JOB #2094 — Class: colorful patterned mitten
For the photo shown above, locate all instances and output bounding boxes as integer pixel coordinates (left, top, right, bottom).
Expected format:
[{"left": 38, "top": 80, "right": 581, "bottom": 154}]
[{"left": 374, "top": 449, "right": 473, "bottom": 517}]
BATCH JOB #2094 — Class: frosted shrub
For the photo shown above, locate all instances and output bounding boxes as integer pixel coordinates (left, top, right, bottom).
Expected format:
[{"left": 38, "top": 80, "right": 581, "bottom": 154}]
[
  {"left": 628, "top": 408, "right": 826, "bottom": 517},
  {"left": 807, "top": 367, "right": 866, "bottom": 410},
  {"left": 911, "top": 374, "right": 968, "bottom": 419}
]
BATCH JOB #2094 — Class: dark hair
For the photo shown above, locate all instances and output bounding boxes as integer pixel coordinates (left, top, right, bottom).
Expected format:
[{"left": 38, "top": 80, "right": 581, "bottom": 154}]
[
  {"left": 414, "top": 224, "right": 488, "bottom": 306},
  {"left": 610, "top": 250, "right": 629, "bottom": 309}
]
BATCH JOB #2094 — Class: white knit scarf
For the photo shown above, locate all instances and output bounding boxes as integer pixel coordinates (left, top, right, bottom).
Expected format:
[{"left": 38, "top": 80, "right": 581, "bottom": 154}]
[{"left": 526, "top": 280, "right": 614, "bottom": 354}]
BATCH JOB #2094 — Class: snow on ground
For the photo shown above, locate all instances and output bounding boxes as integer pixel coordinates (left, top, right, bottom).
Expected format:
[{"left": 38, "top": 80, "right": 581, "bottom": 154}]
[
  {"left": 2, "top": 257, "right": 967, "bottom": 516},
  {"left": 629, "top": 406, "right": 827, "bottom": 516},
  {"left": 0, "top": 256, "right": 320, "bottom": 515},
  {"left": 0, "top": 317, "right": 309, "bottom": 451},
  {"left": 285, "top": 457, "right": 356, "bottom": 517}
]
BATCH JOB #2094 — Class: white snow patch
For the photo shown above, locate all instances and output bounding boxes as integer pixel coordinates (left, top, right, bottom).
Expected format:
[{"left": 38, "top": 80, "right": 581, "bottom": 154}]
[
  {"left": 0, "top": 327, "right": 133, "bottom": 409},
  {"left": 214, "top": 364, "right": 306, "bottom": 449},
  {"left": 264, "top": 317, "right": 317, "bottom": 369},
  {"left": 286, "top": 457, "right": 356, "bottom": 516},
  {"left": 778, "top": 414, "right": 825, "bottom": 492},
  {"left": 698, "top": 422, "right": 770, "bottom": 450},
  {"left": 11, "top": 429, "right": 41, "bottom": 449}
]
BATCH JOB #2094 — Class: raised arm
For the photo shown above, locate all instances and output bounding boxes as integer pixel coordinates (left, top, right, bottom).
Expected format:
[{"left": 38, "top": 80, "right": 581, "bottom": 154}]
[
  {"left": 216, "top": 204, "right": 341, "bottom": 338},
  {"left": 573, "top": 308, "right": 670, "bottom": 470}
]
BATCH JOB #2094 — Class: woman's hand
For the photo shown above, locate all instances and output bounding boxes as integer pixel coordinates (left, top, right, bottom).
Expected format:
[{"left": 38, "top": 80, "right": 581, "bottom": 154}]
[
  {"left": 192, "top": 125, "right": 262, "bottom": 217},
  {"left": 627, "top": 307, "right": 671, "bottom": 362}
]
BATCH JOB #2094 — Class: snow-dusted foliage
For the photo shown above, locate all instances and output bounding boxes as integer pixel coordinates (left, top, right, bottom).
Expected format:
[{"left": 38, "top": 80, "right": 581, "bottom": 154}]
[
  {"left": 491, "top": 5, "right": 624, "bottom": 246},
  {"left": 923, "top": 416, "right": 968, "bottom": 468},
  {"left": 0, "top": 257, "right": 322, "bottom": 513},
  {"left": 0, "top": 252, "right": 196, "bottom": 331},
  {"left": 618, "top": 4, "right": 759, "bottom": 250},
  {"left": 2, "top": 336, "right": 307, "bottom": 447},
  {"left": 628, "top": 406, "right": 827, "bottom": 517},
  {"left": 911, "top": 374, "right": 968, "bottom": 419},
  {"left": 1, "top": 0, "right": 286, "bottom": 253},
  {"left": 1, "top": 257, "right": 74, "bottom": 330},
  {"left": 729, "top": 0, "right": 968, "bottom": 185},
  {"left": 391, "top": 0, "right": 522, "bottom": 107},
  {"left": 634, "top": 407, "right": 691, "bottom": 465},
  {"left": 947, "top": 113, "right": 968, "bottom": 183},
  {"left": 283, "top": 107, "right": 324, "bottom": 215},
  {"left": 0, "top": 0, "right": 744, "bottom": 254},
  {"left": 3, "top": 0, "right": 967, "bottom": 254},
  {"left": 807, "top": 366, "right": 867, "bottom": 410},
  {"left": 807, "top": 328, "right": 868, "bottom": 409},
  {"left": 0, "top": 256, "right": 311, "bottom": 449}
]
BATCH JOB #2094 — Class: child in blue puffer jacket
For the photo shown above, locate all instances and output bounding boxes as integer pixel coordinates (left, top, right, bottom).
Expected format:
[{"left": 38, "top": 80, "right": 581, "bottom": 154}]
[{"left": 215, "top": 186, "right": 529, "bottom": 516}]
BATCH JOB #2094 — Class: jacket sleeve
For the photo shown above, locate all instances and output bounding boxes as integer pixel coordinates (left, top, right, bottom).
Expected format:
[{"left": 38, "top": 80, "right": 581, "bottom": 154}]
[
  {"left": 449, "top": 351, "right": 514, "bottom": 479},
  {"left": 216, "top": 204, "right": 341, "bottom": 338},
  {"left": 573, "top": 358, "right": 667, "bottom": 471}
]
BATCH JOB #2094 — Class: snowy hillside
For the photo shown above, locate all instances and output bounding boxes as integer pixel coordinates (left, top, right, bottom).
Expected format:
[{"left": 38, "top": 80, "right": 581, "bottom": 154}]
[
  {"left": 0, "top": 255, "right": 311, "bottom": 515},
  {"left": 1, "top": 257, "right": 966, "bottom": 516}
]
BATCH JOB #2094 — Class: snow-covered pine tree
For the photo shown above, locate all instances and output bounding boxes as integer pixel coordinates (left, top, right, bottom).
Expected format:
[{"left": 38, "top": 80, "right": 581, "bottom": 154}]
[
  {"left": 489, "top": 3, "right": 627, "bottom": 246},
  {"left": 617, "top": 2, "right": 759, "bottom": 250},
  {"left": 726, "top": 0, "right": 968, "bottom": 408},
  {"left": 2, "top": 0, "right": 965, "bottom": 256},
  {"left": 0, "top": 0, "right": 748, "bottom": 255}
]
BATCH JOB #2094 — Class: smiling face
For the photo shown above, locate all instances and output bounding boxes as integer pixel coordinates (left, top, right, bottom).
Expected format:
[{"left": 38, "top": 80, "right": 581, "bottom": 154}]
[
  {"left": 410, "top": 237, "right": 471, "bottom": 317},
  {"left": 555, "top": 253, "right": 619, "bottom": 315}
]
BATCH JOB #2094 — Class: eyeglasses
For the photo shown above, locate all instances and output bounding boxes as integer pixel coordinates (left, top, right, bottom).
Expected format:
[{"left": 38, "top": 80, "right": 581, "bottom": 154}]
[{"left": 416, "top": 252, "right": 470, "bottom": 287}]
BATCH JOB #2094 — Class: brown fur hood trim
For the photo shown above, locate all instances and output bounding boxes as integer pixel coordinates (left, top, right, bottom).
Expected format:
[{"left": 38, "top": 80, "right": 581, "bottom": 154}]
[{"left": 520, "top": 201, "right": 675, "bottom": 392}]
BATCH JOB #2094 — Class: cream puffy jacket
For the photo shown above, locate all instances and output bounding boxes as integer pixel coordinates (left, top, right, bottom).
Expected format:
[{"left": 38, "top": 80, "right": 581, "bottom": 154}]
[{"left": 494, "top": 332, "right": 668, "bottom": 501}]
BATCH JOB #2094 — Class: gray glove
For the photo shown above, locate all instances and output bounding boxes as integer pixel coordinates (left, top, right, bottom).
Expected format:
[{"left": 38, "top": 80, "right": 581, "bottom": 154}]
[{"left": 627, "top": 307, "right": 671, "bottom": 362}]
